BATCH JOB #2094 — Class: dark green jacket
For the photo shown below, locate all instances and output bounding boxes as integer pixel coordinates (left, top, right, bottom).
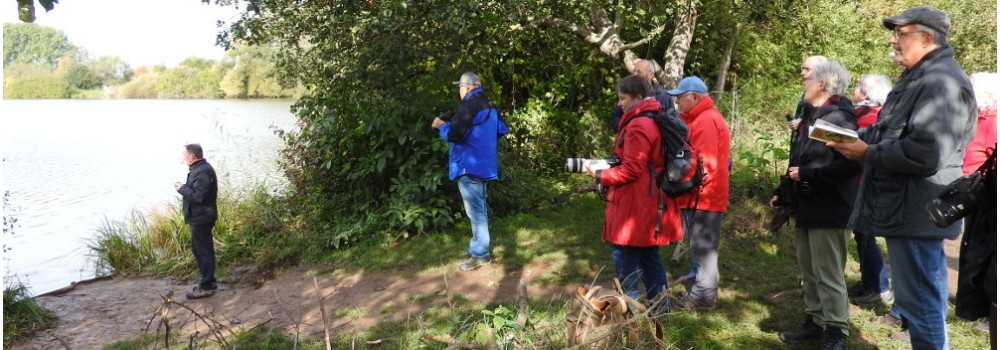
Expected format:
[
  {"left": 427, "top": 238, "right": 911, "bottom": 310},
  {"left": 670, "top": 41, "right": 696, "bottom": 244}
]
[{"left": 850, "top": 46, "right": 977, "bottom": 239}]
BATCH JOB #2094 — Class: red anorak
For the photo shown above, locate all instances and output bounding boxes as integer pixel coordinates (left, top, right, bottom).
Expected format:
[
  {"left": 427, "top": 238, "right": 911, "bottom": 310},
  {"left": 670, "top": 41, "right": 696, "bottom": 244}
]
[{"left": 597, "top": 98, "right": 683, "bottom": 247}]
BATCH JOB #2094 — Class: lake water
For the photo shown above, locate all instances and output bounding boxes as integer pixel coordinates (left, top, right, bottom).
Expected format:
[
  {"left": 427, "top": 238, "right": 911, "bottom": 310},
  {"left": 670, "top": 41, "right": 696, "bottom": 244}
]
[{"left": 2, "top": 99, "right": 297, "bottom": 295}]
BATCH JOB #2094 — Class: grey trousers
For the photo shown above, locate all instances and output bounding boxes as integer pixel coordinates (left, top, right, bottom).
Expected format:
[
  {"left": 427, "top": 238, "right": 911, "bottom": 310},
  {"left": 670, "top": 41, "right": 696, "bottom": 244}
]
[{"left": 682, "top": 209, "right": 723, "bottom": 302}]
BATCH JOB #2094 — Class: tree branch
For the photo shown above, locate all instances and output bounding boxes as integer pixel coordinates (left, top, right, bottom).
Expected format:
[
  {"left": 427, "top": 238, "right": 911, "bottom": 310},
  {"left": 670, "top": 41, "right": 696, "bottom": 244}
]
[{"left": 621, "top": 24, "right": 667, "bottom": 50}]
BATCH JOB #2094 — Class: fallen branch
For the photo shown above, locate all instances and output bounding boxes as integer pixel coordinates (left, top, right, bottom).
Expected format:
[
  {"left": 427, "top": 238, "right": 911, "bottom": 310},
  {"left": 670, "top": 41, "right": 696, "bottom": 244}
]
[{"left": 314, "top": 276, "right": 332, "bottom": 350}]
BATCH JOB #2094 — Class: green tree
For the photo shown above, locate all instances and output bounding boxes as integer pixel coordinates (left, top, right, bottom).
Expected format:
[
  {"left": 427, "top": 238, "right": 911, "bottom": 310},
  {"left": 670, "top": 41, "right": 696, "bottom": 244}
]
[
  {"left": 219, "top": 44, "right": 294, "bottom": 98},
  {"left": 223, "top": 0, "right": 996, "bottom": 249},
  {"left": 54, "top": 50, "right": 100, "bottom": 90},
  {"left": 3, "top": 23, "right": 75, "bottom": 69},
  {"left": 87, "top": 56, "right": 133, "bottom": 86}
]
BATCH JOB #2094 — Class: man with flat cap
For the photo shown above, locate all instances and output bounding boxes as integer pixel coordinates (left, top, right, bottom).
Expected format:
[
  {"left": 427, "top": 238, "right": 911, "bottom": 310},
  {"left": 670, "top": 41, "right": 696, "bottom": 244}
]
[
  {"left": 827, "top": 6, "right": 977, "bottom": 349},
  {"left": 432, "top": 72, "right": 509, "bottom": 271}
]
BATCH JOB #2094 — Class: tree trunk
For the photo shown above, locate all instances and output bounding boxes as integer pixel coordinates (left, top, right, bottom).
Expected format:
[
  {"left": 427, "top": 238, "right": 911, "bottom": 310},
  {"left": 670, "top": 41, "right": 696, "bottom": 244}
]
[
  {"left": 715, "top": 22, "right": 742, "bottom": 96},
  {"left": 659, "top": 0, "right": 698, "bottom": 89}
]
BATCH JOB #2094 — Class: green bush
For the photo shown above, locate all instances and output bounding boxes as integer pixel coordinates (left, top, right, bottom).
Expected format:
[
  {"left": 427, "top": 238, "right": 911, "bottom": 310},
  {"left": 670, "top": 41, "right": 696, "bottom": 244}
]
[
  {"left": 3, "top": 74, "right": 71, "bottom": 99},
  {"left": 89, "top": 184, "right": 289, "bottom": 276}
]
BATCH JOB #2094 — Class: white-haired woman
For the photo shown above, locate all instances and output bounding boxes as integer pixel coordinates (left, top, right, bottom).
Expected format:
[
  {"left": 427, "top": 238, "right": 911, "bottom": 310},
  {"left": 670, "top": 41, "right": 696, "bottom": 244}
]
[
  {"left": 771, "top": 60, "right": 861, "bottom": 350},
  {"left": 846, "top": 73, "right": 895, "bottom": 307},
  {"left": 851, "top": 74, "right": 892, "bottom": 129}
]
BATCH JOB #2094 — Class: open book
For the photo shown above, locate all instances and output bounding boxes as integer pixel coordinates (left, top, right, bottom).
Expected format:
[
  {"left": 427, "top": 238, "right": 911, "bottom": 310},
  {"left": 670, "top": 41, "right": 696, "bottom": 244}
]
[{"left": 808, "top": 119, "right": 858, "bottom": 143}]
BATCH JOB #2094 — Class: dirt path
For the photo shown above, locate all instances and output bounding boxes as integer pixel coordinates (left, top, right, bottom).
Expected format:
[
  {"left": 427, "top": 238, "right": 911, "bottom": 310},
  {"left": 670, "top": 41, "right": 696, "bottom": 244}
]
[
  {"left": 12, "top": 238, "right": 966, "bottom": 349},
  {"left": 13, "top": 260, "right": 579, "bottom": 349}
]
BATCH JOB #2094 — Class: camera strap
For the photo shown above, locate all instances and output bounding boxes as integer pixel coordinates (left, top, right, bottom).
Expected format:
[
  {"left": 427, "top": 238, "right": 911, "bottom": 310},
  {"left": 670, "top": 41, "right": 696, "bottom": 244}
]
[{"left": 975, "top": 145, "right": 997, "bottom": 177}]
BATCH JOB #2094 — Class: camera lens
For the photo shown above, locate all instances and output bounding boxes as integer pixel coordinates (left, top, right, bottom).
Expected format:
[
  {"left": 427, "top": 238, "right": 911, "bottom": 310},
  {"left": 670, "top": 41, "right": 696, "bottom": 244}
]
[{"left": 926, "top": 198, "right": 971, "bottom": 228}]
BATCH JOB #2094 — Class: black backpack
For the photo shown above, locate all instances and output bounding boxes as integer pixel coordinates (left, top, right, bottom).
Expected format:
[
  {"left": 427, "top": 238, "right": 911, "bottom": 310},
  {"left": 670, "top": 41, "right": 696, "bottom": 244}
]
[{"left": 629, "top": 110, "right": 704, "bottom": 197}]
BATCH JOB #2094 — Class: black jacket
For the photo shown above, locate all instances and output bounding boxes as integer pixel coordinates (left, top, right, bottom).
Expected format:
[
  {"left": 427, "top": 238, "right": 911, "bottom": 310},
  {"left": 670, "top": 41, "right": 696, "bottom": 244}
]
[
  {"left": 788, "top": 96, "right": 861, "bottom": 228},
  {"left": 850, "top": 46, "right": 977, "bottom": 239},
  {"left": 178, "top": 159, "right": 218, "bottom": 225}
]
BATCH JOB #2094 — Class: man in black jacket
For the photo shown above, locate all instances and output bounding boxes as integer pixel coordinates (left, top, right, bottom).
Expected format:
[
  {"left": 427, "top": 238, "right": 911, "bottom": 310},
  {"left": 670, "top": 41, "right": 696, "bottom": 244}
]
[
  {"left": 828, "top": 6, "right": 977, "bottom": 348},
  {"left": 175, "top": 144, "right": 219, "bottom": 299}
]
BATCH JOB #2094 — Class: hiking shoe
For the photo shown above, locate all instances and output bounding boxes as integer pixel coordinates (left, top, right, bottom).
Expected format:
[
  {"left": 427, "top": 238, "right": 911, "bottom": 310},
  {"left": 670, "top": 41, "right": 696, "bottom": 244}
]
[
  {"left": 185, "top": 286, "right": 216, "bottom": 299},
  {"left": 847, "top": 282, "right": 866, "bottom": 298},
  {"left": 458, "top": 256, "right": 490, "bottom": 271},
  {"left": 780, "top": 316, "right": 824, "bottom": 343},
  {"left": 870, "top": 313, "right": 902, "bottom": 327},
  {"left": 820, "top": 326, "right": 847, "bottom": 350},
  {"left": 851, "top": 289, "right": 893, "bottom": 305},
  {"left": 890, "top": 330, "right": 910, "bottom": 343},
  {"left": 673, "top": 295, "right": 716, "bottom": 311}
]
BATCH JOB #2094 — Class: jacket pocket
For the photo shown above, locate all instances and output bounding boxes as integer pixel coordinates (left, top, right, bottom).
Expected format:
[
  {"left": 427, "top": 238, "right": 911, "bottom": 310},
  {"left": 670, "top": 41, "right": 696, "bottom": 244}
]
[{"left": 867, "top": 170, "right": 906, "bottom": 230}]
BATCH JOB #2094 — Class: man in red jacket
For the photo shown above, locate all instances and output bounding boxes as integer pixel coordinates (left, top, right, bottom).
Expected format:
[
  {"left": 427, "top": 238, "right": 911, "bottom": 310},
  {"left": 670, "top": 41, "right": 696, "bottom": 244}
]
[{"left": 667, "top": 76, "right": 731, "bottom": 310}]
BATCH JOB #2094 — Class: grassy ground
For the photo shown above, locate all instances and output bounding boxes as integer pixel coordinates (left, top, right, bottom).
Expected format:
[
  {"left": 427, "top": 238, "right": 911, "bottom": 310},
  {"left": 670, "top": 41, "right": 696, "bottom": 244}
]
[
  {"left": 96, "top": 191, "right": 982, "bottom": 350},
  {"left": 90, "top": 176, "right": 990, "bottom": 349},
  {"left": 3, "top": 277, "right": 55, "bottom": 345}
]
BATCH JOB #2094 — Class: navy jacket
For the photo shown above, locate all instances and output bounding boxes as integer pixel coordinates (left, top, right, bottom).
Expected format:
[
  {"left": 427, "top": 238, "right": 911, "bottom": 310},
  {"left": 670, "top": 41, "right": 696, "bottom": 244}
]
[
  {"left": 178, "top": 159, "right": 218, "bottom": 225},
  {"left": 850, "top": 46, "right": 977, "bottom": 239}
]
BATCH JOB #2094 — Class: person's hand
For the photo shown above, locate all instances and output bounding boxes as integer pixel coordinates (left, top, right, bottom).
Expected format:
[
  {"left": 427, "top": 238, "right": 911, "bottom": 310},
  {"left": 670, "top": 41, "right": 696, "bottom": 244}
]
[
  {"left": 174, "top": 182, "right": 183, "bottom": 190},
  {"left": 787, "top": 166, "right": 801, "bottom": 182},
  {"left": 826, "top": 139, "right": 868, "bottom": 161},
  {"left": 788, "top": 118, "right": 801, "bottom": 130},
  {"left": 585, "top": 163, "right": 610, "bottom": 178},
  {"left": 769, "top": 195, "right": 780, "bottom": 209},
  {"left": 431, "top": 117, "right": 445, "bottom": 129}
]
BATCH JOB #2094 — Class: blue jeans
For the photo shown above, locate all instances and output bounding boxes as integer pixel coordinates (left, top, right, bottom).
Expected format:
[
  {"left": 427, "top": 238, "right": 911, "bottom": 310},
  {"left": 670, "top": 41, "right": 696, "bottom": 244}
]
[
  {"left": 611, "top": 245, "right": 667, "bottom": 300},
  {"left": 886, "top": 237, "right": 949, "bottom": 350},
  {"left": 458, "top": 176, "right": 490, "bottom": 259},
  {"left": 854, "top": 231, "right": 890, "bottom": 292}
]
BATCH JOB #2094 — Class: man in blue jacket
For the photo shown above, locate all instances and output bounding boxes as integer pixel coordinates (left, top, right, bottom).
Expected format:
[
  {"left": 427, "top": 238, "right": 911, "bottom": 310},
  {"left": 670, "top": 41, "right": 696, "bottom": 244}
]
[
  {"left": 175, "top": 143, "right": 219, "bottom": 299},
  {"left": 828, "top": 7, "right": 977, "bottom": 349},
  {"left": 432, "top": 72, "right": 509, "bottom": 271}
]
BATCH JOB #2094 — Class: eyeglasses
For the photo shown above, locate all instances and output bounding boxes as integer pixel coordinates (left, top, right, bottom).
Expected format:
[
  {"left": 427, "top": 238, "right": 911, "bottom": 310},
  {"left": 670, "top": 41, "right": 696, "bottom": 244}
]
[{"left": 892, "top": 29, "right": 926, "bottom": 39}]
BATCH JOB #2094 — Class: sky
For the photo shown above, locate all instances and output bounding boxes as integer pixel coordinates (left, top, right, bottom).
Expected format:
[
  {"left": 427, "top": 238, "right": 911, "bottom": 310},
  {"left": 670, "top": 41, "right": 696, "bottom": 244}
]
[{"left": 3, "top": 0, "right": 242, "bottom": 68}]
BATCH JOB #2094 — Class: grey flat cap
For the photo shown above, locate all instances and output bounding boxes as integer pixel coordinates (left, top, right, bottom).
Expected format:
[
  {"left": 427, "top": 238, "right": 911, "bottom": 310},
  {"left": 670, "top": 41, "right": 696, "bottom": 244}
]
[
  {"left": 452, "top": 72, "right": 481, "bottom": 86},
  {"left": 883, "top": 6, "right": 951, "bottom": 35}
]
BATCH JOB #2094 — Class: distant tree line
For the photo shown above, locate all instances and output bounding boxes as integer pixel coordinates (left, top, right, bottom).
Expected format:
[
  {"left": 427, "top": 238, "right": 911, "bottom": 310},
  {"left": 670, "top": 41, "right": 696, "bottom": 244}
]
[{"left": 2, "top": 23, "right": 303, "bottom": 99}]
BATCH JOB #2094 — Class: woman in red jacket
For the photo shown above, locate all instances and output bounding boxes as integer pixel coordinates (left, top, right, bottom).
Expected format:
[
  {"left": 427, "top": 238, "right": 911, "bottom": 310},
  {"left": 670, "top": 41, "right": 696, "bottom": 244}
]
[
  {"left": 587, "top": 75, "right": 682, "bottom": 307},
  {"left": 846, "top": 74, "right": 896, "bottom": 306}
]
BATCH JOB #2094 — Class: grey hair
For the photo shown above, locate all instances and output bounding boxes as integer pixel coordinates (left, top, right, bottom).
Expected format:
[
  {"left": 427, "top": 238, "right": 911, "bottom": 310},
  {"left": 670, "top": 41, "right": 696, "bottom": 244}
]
[
  {"left": 914, "top": 23, "right": 948, "bottom": 46},
  {"left": 811, "top": 60, "right": 851, "bottom": 96},
  {"left": 856, "top": 74, "right": 893, "bottom": 105},
  {"left": 636, "top": 59, "right": 659, "bottom": 74},
  {"left": 970, "top": 71, "right": 999, "bottom": 109}
]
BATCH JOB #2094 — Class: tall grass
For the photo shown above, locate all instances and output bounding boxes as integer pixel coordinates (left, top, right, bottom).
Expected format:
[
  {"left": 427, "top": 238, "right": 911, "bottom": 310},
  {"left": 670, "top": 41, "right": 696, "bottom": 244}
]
[
  {"left": 3, "top": 277, "right": 55, "bottom": 345},
  {"left": 89, "top": 183, "right": 288, "bottom": 277}
]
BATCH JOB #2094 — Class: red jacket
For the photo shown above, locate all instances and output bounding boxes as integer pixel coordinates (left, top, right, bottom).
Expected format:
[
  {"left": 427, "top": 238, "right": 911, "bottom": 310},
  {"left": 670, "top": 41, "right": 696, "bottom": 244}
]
[
  {"left": 962, "top": 105, "right": 997, "bottom": 174},
  {"left": 597, "top": 98, "right": 682, "bottom": 247},
  {"left": 854, "top": 104, "right": 880, "bottom": 129},
  {"left": 678, "top": 96, "right": 730, "bottom": 212}
]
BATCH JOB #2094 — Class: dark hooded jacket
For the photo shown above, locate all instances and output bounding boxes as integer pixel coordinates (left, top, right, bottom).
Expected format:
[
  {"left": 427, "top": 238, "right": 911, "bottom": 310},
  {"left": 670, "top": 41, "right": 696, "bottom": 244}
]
[{"left": 788, "top": 95, "right": 861, "bottom": 228}]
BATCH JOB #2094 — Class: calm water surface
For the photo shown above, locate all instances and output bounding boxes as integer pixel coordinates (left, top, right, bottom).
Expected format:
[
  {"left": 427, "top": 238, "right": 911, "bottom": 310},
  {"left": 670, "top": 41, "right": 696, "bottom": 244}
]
[{"left": 2, "top": 99, "right": 296, "bottom": 295}]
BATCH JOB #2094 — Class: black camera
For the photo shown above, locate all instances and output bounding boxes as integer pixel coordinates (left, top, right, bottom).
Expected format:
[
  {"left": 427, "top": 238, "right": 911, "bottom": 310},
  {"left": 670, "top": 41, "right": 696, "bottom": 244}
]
[
  {"left": 926, "top": 173, "right": 985, "bottom": 228},
  {"left": 565, "top": 155, "right": 621, "bottom": 173}
]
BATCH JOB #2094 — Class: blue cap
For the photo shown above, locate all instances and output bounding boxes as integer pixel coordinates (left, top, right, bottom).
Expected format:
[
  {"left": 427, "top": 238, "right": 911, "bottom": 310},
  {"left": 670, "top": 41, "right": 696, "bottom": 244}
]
[{"left": 666, "top": 76, "right": 709, "bottom": 96}]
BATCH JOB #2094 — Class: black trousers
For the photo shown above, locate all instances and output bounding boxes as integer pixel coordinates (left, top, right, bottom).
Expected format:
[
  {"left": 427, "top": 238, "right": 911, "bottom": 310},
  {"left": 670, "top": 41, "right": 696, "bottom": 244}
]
[{"left": 189, "top": 223, "right": 217, "bottom": 290}]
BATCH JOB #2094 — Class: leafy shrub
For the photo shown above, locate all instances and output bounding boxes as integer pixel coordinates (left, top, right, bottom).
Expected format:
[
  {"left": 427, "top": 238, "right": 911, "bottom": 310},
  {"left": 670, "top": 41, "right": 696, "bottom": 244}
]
[{"left": 3, "top": 74, "right": 71, "bottom": 98}]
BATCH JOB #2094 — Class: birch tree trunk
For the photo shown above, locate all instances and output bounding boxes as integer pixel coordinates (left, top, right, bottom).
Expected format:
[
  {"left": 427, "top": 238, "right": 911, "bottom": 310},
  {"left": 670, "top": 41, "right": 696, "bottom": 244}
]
[
  {"left": 659, "top": 0, "right": 698, "bottom": 88},
  {"left": 715, "top": 22, "right": 742, "bottom": 96}
]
